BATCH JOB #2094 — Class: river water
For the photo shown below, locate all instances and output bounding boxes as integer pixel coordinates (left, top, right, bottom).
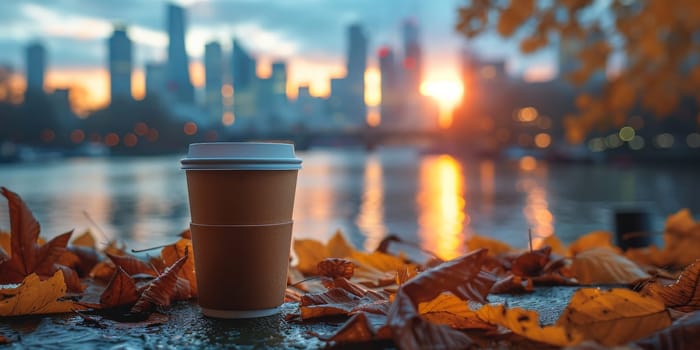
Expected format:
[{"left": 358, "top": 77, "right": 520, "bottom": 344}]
[{"left": 0, "top": 147, "right": 698, "bottom": 259}]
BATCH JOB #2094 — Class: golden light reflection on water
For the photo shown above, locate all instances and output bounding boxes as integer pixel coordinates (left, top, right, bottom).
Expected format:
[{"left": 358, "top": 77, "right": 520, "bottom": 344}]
[
  {"left": 517, "top": 163, "right": 554, "bottom": 248},
  {"left": 356, "top": 155, "right": 387, "bottom": 251},
  {"left": 292, "top": 152, "right": 339, "bottom": 242},
  {"left": 417, "top": 155, "right": 465, "bottom": 260},
  {"left": 479, "top": 160, "right": 495, "bottom": 216}
]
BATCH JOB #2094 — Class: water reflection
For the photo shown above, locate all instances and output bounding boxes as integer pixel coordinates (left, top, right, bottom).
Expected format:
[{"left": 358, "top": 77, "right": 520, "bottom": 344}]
[
  {"left": 356, "top": 154, "right": 387, "bottom": 252},
  {"left": 417, "top": 155, "right": 465, "bottom": 259},
  {"left": 0, "top": 150, "right": 698, "bottom": 252}
]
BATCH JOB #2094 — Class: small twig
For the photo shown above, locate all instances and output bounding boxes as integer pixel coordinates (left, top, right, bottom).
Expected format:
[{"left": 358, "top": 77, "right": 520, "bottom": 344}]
[
  {"left": 82, "top": 210, "right": 108, "bottom": 242},
  {"left": 131, "top": 244, "right": 171, "bottom": 253},
  {"left": 528, "top": 228, "right": 533, "bottom": 253},
  {"left": 289, "top": 276, "right": 321, "bottom": 288}
]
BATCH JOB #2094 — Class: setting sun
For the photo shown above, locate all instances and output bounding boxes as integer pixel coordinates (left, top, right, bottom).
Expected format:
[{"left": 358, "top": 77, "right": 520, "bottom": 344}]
[
  {"left": 420, "top": 79, "right": 464, "bottom": 128},
  {"left": 420, "top": 80, "right": 464, "bottom": 106}
]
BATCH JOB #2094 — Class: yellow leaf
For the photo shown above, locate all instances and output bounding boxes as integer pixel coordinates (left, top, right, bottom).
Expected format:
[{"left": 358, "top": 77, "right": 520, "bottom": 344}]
[
  {"left": 568, "top": 231, "right": 618, "bottom": 256},
  {"left": 327, "top": 229, "right": 355, "bottom": 258},
  {"left": 570, "top": 247, "right": 650, "bottom": 284},
  {"left": 477, "top": 304, "right": 580, "bottom": 347},
  {"left": 466, "top": 234, "right": 513, "bottom": 255},
  {"left": 660, "top": 209, "right": 700, "bottom": 267},
  {"left": 558, "top": 288, "right": 671, "bottom": 346},
  {"left": 0, "top": 270, "right": 75, "bottom": 316},
  {"left": 418, "top": 293, "right": 490, "bottom": 330}
]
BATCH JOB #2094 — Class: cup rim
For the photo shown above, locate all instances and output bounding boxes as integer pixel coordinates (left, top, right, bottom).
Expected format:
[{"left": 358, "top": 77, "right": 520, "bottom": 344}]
[{"left": 190, "top": 221, "right": 293, "bottom": 228}]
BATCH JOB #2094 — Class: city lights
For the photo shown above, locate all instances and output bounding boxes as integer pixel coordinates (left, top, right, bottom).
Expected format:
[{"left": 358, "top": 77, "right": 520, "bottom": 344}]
[
  {"left": 655, "top": 133, "right": 674, "bottom": 148},
  {"left": 517, "top": 107, "right": 538, "bottom": 122},
  {"left": 618, "top": 126, "right": 635, "bottom": 141}
]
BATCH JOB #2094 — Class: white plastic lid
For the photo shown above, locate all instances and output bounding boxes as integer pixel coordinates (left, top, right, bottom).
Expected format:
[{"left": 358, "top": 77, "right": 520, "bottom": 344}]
[{"left": 180, "top": 142, "right": 302, "bottom": 170}]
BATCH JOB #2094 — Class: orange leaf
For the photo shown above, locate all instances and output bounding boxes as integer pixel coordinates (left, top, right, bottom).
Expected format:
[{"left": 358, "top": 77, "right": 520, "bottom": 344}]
[
  {"left": 107, "top": 252, "right": 158, "bottom": 277},
  {"left": 570, "top": 247, "right": 650, "bottom": 284},
  {"left": 100, "top": 267, "right": 139, "bottom": 308},
  {"left": 131, "top": 252, "right": 188, "bottom": 313}
]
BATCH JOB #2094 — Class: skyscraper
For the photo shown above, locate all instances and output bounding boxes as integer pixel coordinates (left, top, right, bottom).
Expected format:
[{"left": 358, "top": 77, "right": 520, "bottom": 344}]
[
  {"left": 402, "top": 18, "right": 422, "bottom": 96},
  {"left": 231, "top": 39, "right": 258, "bottom": 130},
  {"left": 108, "top": 24, "right": 132, "bottom": 102},
  {"left": 25, "top": 41, "right": 46, "bottom": 93},
  {"left": 145, "top": 62, "right": 167, "bottom": 98},
  {"left": 204, "top": 41, "right": 223, "bottom": 122},
  {"left": 166, "top": 3, "right": 195, "bottom": 104},
  {"left": 378, "top": 45, "right": 401, "bottom": 128},
  {"left": 231, "top": 39, "right": 257, "bottom": 91},
  {"left": 345, "top": 23, "right": 367, "bottom": 126}
]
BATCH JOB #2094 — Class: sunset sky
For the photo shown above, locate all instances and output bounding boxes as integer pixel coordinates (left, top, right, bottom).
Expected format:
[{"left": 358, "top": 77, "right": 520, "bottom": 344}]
[{"left": 0, "top": 0, "right": 557, "bottom": 109}]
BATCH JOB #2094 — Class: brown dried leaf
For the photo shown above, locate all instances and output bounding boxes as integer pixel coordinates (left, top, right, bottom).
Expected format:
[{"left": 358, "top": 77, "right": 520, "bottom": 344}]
[
  {"left": 634, "top": 310, "right": 700, "bottom": 350},
  {"left": 317, "top": 258, "right": 354, "bottom": 279},
  {"left": 0, "top": 188, "right": 79, "bottom": 291},
  {"left": 323, "top": 312, "right": 377, "bottom": 343},
  {"left": 511, "top": 246, "right": 551, "bottom": 277},
  {"left": 89, "top": 261, "right": 116, "bottom": 282},
  {"left": 385, "top": 249, "right": 496, "bottom": 350},
  {"left": 300, "top": 288, "right": 362, "bottom": 320},
  {"left": 107, "top": 252, "right": 158, "bottom": 277},
  {"left": 401, "top": 249, "right": 495, "bottom": 304},
  {"left": 131, "top": 253, "right": 188, "bottom": 313},
  {"left": 161, "top": 238, "right": 196, "bottom": 295},
  {"left": 490, "top": 275, "right": 534, "bottom": 294},
  {"left": 388, "top": 289, "right": 474, "bottom": 350},
  {"left": 100, "top": 267, "right": 139, "bottom": 308},
  {"left": 570, "top": 247, "right": 650, "bottom": 284},
  {"left": 1, "top": 187, "right": 41, "bottom": 277},
  {"left": 643, "top": 260, "right": 700, "bottom": 312}
]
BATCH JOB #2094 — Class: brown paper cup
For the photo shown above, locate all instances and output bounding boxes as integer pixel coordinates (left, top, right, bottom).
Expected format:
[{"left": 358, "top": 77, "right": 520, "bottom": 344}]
[
  {"left": 190, "top": 222, "right": 293, "bottom": 318},
  {"left": 181, "top": 143, "right": 302, "bottom": 319},
  {"left": 185, "top": 170, "right": 297, "bottom": 225}
]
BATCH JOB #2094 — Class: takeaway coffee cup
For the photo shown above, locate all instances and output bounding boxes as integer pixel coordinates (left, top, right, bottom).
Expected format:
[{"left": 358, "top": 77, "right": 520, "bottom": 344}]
[{"left": 181, "top": 142, "right": 302, "bottom": 318}]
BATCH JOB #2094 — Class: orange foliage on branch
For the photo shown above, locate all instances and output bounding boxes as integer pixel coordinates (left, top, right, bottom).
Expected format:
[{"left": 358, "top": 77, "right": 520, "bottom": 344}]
[{"left": 456, "top": 0, "right": 700, "bottom": 137}]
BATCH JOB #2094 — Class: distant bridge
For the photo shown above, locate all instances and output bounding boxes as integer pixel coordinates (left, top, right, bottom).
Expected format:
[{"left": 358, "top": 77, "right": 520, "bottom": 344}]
[{"left": 226, "top": 128, "right": 453, "bottom": 150}]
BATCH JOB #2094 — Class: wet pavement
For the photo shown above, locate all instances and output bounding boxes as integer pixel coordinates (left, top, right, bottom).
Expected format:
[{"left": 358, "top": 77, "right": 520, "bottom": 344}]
[{"left": 0, "top": 287, "right": 580, "bottom": 349}]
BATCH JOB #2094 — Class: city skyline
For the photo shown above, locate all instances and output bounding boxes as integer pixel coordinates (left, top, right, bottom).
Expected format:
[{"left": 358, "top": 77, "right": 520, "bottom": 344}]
[{"left": 0, "top": 0, "right": 557, "bottom": 110}]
